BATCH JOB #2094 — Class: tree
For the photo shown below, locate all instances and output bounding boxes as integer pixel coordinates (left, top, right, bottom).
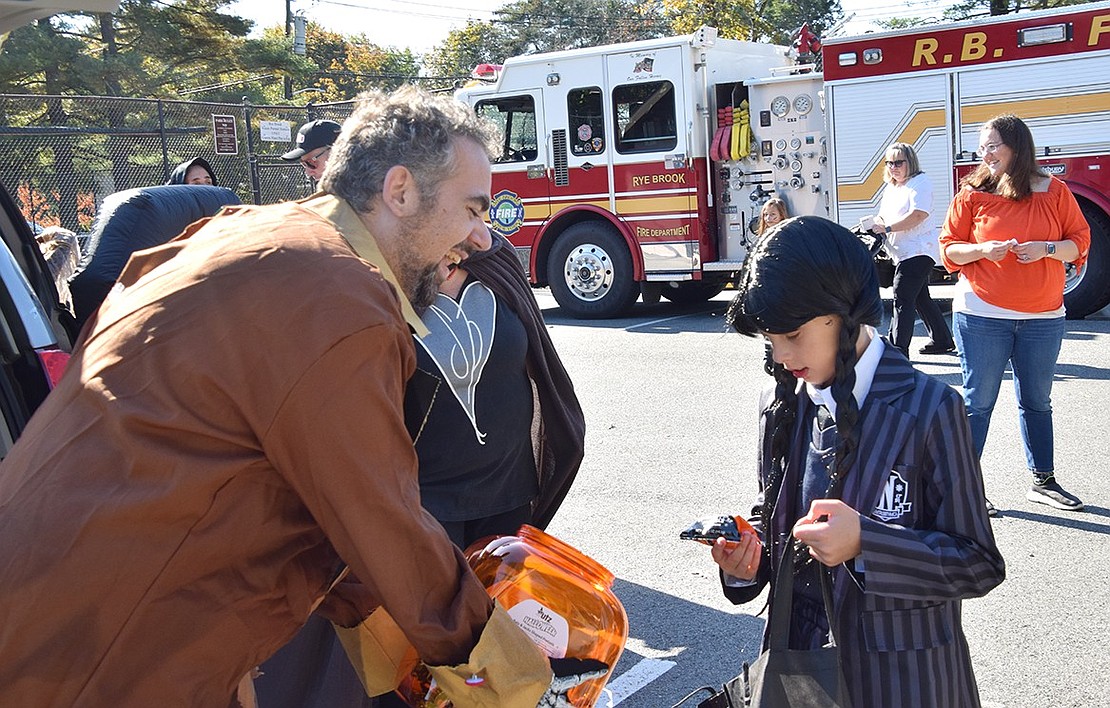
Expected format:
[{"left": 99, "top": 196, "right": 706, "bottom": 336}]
[
  {"left": 664, "top": 0, "right": 759, "bottom": 39},
  {"left": 941, "top": 0, "right": 1094, "bottom": 19},
  {"left": 664, "top": 0, "right": 841, "bottom": 44},
  {"left": 423, "top": 20, "right": 515, "bottom": 83},
  {"left": 346, "top": 41, "right": 420, "bottom": 93},
  {"left": 0, "top": 0, "right": 297, "bottom": 100},
  {"left": 874, "top": 0, "right": 1094, "bottom": 33},
  {"left": 0, "top": 1, "right": 300, "bottom": 227},
  {"left": 755, "top": 0, "right": 842, "bottom": 45},
  {"left": 491, "top": 0, "right": 668, "bottom": 53},
  {"left": 280, "top": 23, "right": 422, "bottom": 100},
  {"left": 425, "top": 0, "right": 668, "bottom": 78}
]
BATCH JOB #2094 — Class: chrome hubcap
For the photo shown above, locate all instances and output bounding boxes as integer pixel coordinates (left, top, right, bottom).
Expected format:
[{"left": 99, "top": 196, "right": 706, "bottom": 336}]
[{"left": 563, "top": 243, "right": 613, "bottom": 301}]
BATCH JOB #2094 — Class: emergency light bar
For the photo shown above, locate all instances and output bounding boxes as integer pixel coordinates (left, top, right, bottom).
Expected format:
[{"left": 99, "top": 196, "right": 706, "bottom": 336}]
[{"left": 1017, "top": 23, "right": 1072, "bottom": 47}]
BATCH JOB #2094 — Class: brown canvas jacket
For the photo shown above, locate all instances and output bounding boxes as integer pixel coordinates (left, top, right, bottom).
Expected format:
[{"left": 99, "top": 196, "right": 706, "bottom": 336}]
[{"left": 0, "top": 195, "right": 547, "bottom": 706}]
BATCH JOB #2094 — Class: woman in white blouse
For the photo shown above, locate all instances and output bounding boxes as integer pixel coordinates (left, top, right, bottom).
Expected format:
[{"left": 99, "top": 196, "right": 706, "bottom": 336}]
[{"left": 869, "top": 142, "right": 955, "bottom": 357}]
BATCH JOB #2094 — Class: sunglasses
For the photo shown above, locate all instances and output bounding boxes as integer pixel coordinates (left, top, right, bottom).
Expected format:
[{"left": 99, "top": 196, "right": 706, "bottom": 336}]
[
  {"left": 301, "top": 146, "right": 331, "bottom": 169},
  {"left": 885, "top": 159, "right": 907, "bottom": 168}
]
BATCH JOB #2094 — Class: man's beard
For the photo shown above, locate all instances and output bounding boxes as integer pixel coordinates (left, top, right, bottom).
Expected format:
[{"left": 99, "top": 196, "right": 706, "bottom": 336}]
[
  {"left": 405, "top": 261, "right": 441, "bottom": 313},
  {"left": 393, "top": 213, "right": 448, "bottom": 313}
]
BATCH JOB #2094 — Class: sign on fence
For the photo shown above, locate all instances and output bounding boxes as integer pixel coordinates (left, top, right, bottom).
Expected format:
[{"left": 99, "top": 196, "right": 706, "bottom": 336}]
[
  {"left": 260, "top": 121, "right": 293, "bottom": 143},
  {"left": 212, "top": 114, "right": 238, "bottom": 155}
]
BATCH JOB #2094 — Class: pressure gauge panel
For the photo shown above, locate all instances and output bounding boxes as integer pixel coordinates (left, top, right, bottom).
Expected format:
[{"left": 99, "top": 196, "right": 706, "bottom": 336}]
[{"left": 770, "top": 95, "right": 790, "bottom": 117}]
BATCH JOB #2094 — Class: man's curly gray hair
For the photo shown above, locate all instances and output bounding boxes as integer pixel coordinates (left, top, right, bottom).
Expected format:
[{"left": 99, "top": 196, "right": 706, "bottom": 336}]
[{"left": 320, "top": 86, "right": 499, "bottom": 213}]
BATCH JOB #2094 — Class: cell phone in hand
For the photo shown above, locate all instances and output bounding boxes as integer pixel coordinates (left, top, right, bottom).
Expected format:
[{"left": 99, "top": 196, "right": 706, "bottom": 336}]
[{"left": 679, "top": 515, "right": 757, "bottom": 545}]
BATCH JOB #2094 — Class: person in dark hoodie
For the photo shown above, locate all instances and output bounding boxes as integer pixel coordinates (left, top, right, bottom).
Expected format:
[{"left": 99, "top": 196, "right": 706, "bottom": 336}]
[{"left": 167, "top": 157, "right": 218, "bottom": 186}]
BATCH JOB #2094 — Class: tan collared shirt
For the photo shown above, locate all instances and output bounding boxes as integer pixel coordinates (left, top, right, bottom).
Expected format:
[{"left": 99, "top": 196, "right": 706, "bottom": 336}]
[{"left": 303, "top": 193, "right": 429, "bottom": 336}]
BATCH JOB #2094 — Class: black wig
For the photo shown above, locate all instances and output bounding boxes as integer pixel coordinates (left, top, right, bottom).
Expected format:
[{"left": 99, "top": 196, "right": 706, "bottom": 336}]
[
  {"left": 727, "top": 215, "right": 882, "bottom": 337},
  {"left": 725, "top": 216, "right": 883, "bottom": 528}
]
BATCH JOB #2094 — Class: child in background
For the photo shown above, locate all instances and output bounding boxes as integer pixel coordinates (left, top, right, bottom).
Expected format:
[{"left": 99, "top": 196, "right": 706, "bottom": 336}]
[
  {"left": 711, "top": 216, "right": 1004, "bottom": 707},
  {"left": 756, "top": 197, "right": 788, "bottom": 236}
]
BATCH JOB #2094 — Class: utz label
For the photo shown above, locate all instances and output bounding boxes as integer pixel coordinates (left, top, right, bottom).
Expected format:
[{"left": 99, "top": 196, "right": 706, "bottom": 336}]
[{"left": 507, "top": 598, "right": 570, "bottom": 658}]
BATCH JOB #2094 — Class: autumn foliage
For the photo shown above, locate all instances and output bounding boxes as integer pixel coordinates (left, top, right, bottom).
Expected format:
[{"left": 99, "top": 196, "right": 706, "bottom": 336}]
[{"left": 17, "top": 182, "right": 96, "bottom": 232}]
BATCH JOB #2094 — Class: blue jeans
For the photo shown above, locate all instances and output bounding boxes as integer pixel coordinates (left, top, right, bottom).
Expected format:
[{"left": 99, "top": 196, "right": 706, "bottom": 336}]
[{"left": 953, "top": 312, "right": 1065, "bottom": 473}]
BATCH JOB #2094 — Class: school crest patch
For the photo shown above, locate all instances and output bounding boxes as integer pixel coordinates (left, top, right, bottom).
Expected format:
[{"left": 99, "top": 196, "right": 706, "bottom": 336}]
[{"left": 873, "top": 470, "right": 913, "bottom": 522}]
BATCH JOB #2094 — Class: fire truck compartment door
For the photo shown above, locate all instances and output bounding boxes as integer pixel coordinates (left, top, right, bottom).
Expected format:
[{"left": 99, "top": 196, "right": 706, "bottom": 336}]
[
  {"left": 603, "top": 45, "right": 698, "bottom": 274},
  {"left": 827, "top": 73, "right": 952, "bottom": 233},
  {"left": 955, "top": 53, "right": 1110, "bottom": 159}
]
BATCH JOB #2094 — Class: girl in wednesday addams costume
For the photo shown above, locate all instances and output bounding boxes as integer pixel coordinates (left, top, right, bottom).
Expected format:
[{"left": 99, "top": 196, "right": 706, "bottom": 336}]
[{"left": 710, "top": 216, "right": 1005, "bottom": 707}]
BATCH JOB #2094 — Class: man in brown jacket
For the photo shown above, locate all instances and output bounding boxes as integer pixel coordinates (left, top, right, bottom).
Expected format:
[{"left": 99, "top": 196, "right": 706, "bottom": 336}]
[{"left": 0, "top": 87, "right": 602, "bottom": 707}]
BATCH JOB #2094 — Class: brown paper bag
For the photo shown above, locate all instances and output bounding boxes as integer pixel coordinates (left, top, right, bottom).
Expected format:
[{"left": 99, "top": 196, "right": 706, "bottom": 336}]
[{"left": 333, "top": 608, "right": 418, "bottom": 697}]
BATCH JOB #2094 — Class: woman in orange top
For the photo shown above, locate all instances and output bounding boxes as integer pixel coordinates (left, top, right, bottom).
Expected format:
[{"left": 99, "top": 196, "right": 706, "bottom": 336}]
[{"left": 940, "top": 114, "right": 1090, "bottom": 516}]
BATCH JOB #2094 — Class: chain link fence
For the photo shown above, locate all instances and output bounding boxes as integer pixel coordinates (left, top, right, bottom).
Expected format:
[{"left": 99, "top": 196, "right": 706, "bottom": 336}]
[{"left": 0, "top": 94, "right": 357, "bottom": 234}]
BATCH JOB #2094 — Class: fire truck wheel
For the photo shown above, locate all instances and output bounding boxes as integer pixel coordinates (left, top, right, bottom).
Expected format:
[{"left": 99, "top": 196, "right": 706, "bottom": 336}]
[
  {"left": 547, "top": 222, "right": 638, "bottom": 319},
  {"left": 1063, "top": 201, "right": 1110, "bottom": 320},
  {"left": 660, "top": 280, "right": 726, "bottom": 304}
]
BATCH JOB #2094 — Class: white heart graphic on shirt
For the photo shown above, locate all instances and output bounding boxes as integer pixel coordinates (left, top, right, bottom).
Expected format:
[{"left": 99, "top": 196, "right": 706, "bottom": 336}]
[{"left": 415, "top": 282, "right": 497, "bottom": 444}]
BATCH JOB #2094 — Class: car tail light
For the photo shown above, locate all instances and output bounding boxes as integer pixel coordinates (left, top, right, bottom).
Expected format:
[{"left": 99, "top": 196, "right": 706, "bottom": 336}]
[{"left": 37, "top": 348, "right": 70, "bottom": 388}]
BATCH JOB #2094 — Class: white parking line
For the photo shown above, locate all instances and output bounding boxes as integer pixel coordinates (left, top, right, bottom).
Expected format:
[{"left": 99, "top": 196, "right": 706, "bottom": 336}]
[
  {"left": 600, "top": 657, "right": 677, "bottom": 706},
  {"left": 625, "top": 311, "right": 711, "bottom": 331}
]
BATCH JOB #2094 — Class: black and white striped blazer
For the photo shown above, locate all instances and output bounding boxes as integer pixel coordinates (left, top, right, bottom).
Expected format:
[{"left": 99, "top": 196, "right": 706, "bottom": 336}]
[{"left": 724, "top": 342, "right": 1006, "bottom": 708}]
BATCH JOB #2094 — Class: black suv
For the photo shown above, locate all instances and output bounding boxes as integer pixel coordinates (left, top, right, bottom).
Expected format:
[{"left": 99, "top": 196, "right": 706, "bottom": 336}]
[
  {"left": 0, "top": 1, "right": 119, "bottom": 458},
  {"left": 0, "top": 180, "right": 76, "bottom": 458}
]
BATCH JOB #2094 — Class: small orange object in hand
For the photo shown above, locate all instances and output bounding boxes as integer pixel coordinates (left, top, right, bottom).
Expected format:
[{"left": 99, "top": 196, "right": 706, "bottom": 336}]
[{"left": 679, "top": 514, "right": 757, "bottom": 547}]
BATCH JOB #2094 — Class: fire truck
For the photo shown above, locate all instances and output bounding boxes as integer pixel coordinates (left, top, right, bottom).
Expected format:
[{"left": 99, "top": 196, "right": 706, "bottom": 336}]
[{"left": 456, "top": 2, "right": 1110, "bottom": 319}]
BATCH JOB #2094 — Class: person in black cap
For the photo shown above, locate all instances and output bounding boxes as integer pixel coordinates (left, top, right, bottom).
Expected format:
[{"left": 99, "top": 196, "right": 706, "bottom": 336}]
[{"left": 283, "top": 119, "right": 342, "bottom": 181}]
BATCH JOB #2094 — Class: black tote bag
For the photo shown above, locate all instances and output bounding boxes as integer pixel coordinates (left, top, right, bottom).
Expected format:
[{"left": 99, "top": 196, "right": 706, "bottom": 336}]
[{"left": 696, "top": 542, "right": 852, "bottom": 708}]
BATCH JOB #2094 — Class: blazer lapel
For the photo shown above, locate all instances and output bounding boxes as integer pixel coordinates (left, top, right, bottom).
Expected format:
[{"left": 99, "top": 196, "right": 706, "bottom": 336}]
[{"left": 833, "top": 344, "right": 918, "bottom": 601}]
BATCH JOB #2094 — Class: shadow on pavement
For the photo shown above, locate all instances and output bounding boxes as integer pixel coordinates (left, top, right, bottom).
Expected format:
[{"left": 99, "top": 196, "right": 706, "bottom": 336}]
[
  {"left": 539, "top": 300, "right": 734, "bottom": 334},
  {"left": 606, "top": 578, "right": 764, "bottom": 707},
  {"left": 992, "top": 505, "right": 1110, "bottom": 535}
]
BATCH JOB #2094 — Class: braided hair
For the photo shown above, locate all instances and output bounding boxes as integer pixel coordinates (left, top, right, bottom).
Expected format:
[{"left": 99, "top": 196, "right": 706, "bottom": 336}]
[{"left": 725, "top": 216, "right": 883, "bottom": 532}]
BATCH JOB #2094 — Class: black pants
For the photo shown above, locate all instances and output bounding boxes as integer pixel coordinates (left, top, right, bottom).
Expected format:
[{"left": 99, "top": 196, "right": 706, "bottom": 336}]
[{"left": 890, "top": 255, "right": 954, "bottom": 355}]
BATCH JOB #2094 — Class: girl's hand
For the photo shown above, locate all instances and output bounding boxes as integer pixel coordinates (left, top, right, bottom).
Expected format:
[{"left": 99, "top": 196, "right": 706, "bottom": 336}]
[
  {"left": 710, "top": 532, "right": 762, "bottom": 581},
  {"left": 792, "top": 499, "right": 861, "bottom": 567}
]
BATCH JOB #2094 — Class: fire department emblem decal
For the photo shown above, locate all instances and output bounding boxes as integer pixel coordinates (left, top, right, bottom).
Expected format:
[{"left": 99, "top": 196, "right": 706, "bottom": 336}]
[
  {"left": 873, "top": 470, "right": 913, "bottom": 522},
  {"left": 489, "top": 189, "right": 525, "bottom": 237}
]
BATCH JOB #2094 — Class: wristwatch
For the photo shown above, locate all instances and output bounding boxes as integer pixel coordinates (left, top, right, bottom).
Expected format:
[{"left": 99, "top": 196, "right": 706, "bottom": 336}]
[
  {"left": 1046, "top": 242, "right": 1056, "bottom": 255},
  {"left": 884, "top": 225, "right": 892, "bottom": 234}
]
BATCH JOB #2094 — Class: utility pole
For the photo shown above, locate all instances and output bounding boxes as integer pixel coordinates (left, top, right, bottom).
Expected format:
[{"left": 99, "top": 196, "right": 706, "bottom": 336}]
[{"left": 284, "top": 0, "right": 293, "bottom": 100}]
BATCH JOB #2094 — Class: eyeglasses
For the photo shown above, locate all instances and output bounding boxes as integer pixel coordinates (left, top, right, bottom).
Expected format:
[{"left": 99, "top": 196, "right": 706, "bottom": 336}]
[
  {"left": 884, "top": 159, "right": 906, "bottom": 168},
  {"left": 978, "top": 142, "right": 1003, "bottom": 155},
  {"left": 301, "top": 146, "right": 331, "bottom": 170}
]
